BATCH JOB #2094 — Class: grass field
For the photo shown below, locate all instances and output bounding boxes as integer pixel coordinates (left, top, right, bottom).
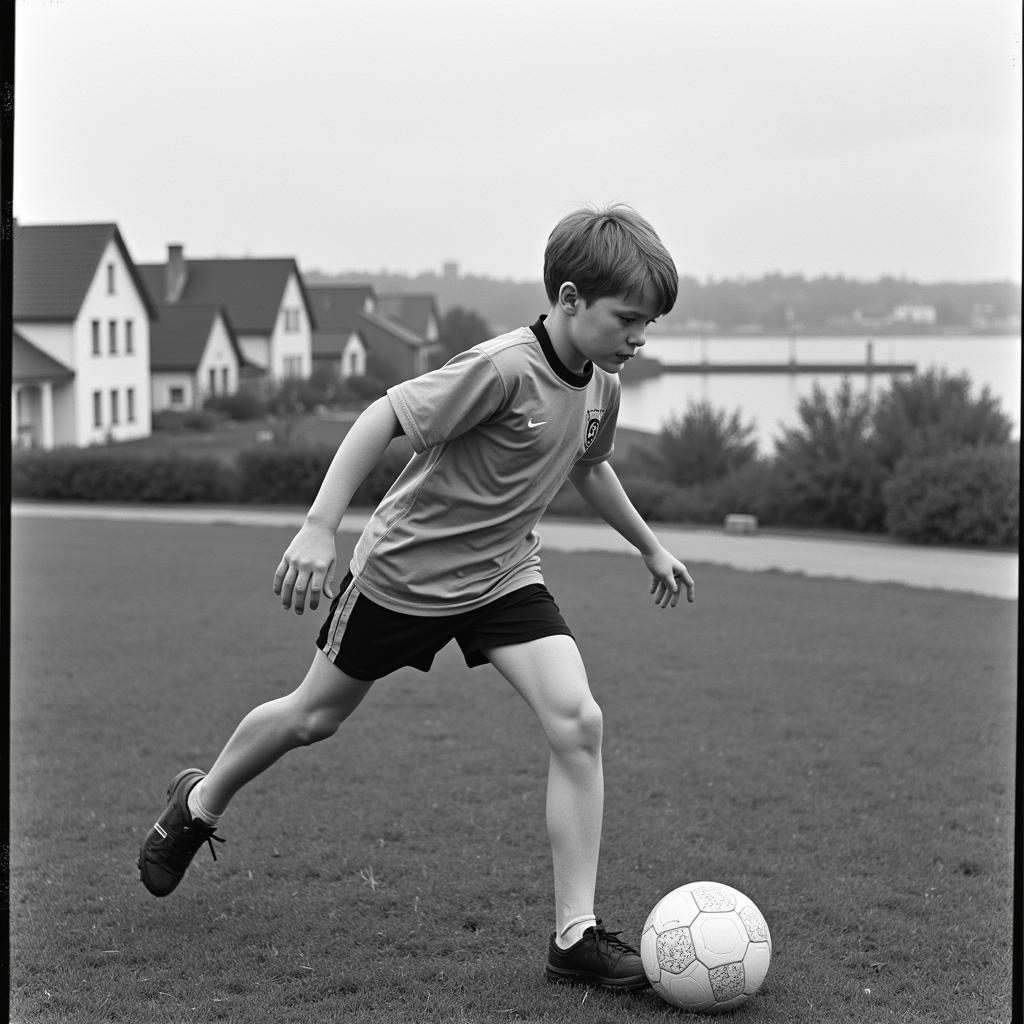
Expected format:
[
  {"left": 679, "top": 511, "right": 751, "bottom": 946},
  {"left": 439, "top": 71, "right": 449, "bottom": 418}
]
[{"left": 9, "top": 515, "right": 1017, "bottom": 1023}]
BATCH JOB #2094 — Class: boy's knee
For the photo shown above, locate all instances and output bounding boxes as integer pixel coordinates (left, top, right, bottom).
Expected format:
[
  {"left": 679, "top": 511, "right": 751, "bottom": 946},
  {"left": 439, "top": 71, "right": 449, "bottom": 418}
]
[
  {"left": 553, "top": 698, "right": 603, "bottom": 755},
  {"left": 291, "top": 705, "right": 343, "bottom": 746}
]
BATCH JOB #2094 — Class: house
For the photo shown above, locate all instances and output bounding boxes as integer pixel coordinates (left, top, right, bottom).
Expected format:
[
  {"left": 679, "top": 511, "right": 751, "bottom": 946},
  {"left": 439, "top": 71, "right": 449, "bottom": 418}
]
[
  {"left": 12, "top": 222, "right": 157, "bottom": 448},
  {"left": 138, "top": 245, "right": 315, "bottom": 383},
  {"left": 891, "top": 303, "right": 937, "bottom": 326},
  {"left": 306, "top": 284, "right": 374, "bottom": 379},
  {"left": 305, "top": 283, "right": 445, "bottom": 382},
  {"left": 149, "top": 302, "right": 245, "bottom": 411},
  {"left": 376, "top": 293, "right": 443, "bottom": 346}
]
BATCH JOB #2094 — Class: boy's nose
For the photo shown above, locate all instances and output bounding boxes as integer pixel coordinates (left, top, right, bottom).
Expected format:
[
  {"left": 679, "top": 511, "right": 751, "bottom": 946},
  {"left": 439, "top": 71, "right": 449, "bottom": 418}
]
[{"left": 629, "top": 327, "right": 646, "bottom": 348}]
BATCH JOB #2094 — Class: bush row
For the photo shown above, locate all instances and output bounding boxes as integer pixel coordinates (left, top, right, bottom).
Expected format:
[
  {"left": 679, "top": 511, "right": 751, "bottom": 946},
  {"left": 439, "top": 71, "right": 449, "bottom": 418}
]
[{"left": 11, "top": 437, "right": 1017, "bottom": 548}]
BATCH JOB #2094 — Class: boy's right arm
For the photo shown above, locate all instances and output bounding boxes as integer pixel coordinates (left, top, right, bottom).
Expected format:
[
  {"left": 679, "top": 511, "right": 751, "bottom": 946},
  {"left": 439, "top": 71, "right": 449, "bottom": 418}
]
[{"left": 273, "top": 395, "right": 403, "bottom": 614}]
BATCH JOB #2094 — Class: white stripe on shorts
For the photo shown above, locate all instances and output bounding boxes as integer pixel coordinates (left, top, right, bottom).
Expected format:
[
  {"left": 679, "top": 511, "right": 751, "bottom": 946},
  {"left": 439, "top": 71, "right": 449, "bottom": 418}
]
[{"left": 321, "top": 576, "right": 362, "bottom": 661}]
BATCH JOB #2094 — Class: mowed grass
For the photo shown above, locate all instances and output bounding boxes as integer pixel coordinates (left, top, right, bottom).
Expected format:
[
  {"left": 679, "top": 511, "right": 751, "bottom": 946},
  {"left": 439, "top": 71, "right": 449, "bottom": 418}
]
[{"left": 9, "top": 516, "right": 1016, "bottom": 1024}]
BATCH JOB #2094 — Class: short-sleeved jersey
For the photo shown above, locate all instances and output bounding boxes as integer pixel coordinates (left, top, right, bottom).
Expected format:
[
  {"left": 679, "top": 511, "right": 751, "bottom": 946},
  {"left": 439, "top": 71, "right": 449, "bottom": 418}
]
[{"left": 349, "top": 317, "right": 620, "bottom": 615}]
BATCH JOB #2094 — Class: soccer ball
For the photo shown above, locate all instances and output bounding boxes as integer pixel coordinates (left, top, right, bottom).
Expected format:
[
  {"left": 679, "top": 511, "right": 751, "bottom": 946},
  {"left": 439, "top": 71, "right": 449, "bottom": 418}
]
[{"left": 640, "top": 881, "right": 772, "bottom": 1013}]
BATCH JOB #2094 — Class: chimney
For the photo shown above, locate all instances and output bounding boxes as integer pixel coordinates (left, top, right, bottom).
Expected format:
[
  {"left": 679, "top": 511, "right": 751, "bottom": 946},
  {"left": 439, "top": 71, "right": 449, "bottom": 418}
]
[{"left": 166, "top": 243, "right": 186, "bottom": 302}]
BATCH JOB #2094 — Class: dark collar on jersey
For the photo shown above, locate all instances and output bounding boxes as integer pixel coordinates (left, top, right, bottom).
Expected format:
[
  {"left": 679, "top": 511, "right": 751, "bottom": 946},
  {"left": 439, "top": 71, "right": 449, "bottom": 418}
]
[{"left": 529, "top": 316, "right": 593, "bottom": 387}]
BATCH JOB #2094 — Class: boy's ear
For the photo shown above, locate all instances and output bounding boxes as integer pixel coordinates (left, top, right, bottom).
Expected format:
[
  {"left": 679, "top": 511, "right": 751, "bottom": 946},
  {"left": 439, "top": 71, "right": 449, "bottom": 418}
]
[{"left": 558, "top": 282, "right": 579, "bottom": 313}]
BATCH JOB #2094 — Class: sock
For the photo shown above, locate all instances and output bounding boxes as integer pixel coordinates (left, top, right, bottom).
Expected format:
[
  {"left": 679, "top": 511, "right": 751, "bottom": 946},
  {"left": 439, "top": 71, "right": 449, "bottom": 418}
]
[
  {"left": 555, "top": 914, "right": 598, "bottom": 949},
  {"left": 187, "top": 780, "right": 222, "bottom": 827}
]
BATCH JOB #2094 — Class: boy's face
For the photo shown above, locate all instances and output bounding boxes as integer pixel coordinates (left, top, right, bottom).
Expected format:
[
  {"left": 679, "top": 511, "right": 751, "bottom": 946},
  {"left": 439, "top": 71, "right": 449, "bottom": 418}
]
[{"left": 563, "top": 288, "right": 661, "bottom": 375}]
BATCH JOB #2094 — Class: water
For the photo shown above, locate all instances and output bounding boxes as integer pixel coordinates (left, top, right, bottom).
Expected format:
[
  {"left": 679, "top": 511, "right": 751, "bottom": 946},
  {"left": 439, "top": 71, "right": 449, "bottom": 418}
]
[{"left": 619, "top": 334, "right": 1021, "bottom": 454}]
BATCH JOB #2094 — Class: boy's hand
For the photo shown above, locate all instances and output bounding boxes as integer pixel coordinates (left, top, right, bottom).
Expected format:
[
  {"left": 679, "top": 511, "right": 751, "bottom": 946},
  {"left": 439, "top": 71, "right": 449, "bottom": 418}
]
[
  {"left": 643, "top": 546, "right": 695, "bottom": 608},
  {"left": 273, "top": 521, "right": 338, "bottom": 615}
]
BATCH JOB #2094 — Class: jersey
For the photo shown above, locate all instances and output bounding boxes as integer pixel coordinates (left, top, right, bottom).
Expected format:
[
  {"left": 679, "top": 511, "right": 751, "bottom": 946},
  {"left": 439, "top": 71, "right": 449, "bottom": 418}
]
[{"left": 349, "top": 317, "right": 621, "bottom": 615}]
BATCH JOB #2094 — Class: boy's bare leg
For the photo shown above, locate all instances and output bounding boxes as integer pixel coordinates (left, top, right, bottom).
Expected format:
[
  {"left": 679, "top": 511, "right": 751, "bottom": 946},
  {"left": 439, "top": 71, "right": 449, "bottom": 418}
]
[
  {"left": 484, "top": 635, "right": 604, "bottom": 936},
  {"left": 200, "top": 650, "right": 374, "bottom": 814}
]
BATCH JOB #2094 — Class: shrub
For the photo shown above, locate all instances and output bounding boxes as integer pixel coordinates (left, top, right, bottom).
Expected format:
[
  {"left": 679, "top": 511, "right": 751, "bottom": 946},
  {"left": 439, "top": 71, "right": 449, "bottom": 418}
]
[
  {"left": 204, "top": 389, "right": 267, "bottom": 421},
  {"left": 656, "top": 399, "right": 759, "bottom": 486},
  {"left": 152, "top": 408, "right": 224, "bottom": 433},
  {"left": 772, "top": 379, "right": 886, "bottom": 531},
  {"left": 11, "top": 449, "right": 239, "bottom": 503},
  {"left": 883, "top": 444, "right": 1019, "bottom": 547},
  {"left": 872, "top": 368, "right": 1013, "bottom": 471}
]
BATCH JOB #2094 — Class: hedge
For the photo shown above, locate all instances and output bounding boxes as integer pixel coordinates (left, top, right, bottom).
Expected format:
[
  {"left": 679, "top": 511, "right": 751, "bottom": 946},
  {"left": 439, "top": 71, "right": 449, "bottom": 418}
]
[{"left": 883, "top": 444, "right": 1019, "bottom": 546}]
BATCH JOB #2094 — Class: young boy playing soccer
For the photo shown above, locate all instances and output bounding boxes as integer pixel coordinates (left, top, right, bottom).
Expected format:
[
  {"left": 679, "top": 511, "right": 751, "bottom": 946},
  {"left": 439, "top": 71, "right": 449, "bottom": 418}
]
[{"left": 138, "top": 203, "right": 695, "bottom": 990}]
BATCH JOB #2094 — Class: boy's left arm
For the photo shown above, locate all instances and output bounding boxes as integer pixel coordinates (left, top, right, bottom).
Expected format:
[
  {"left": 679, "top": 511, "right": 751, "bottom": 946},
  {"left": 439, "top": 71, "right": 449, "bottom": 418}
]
[{"left": 568, "top": 461, "right": 695, "bottom": 608}]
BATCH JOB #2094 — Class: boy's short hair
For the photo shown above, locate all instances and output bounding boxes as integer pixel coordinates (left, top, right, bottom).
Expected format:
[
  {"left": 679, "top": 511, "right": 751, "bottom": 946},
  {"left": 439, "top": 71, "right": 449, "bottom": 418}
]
[{"left": 543, "top": 204, "right": 678, "bottom": 317}]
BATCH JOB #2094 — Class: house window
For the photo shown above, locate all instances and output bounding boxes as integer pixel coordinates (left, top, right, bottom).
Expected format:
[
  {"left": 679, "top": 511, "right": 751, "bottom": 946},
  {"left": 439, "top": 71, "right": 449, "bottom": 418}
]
[
  {"left": 283, "top": 308, "right": 301, "bottom": 332},
  {"left": 282, "top": 355, "right": 303, "bottom": 379},
  {"left": 108, "top": 320, "right": 118, "bottom": 354},
  {"left": 221, "top": 366, "right": 229, "bottom": 392},
  {"left": 107, "top": 263, "right": 115, "bottom": 294},
  {"left": 125, "top": 320, "right": 134, "bottom": 354},
  {"left": 169, "top": 386, "right": 185, "bottom": 406},
  {"left": 92, "top": 320, "right": 101, "bottom": 355},
  {"left": 110, "top": 389, "right": 120, "bottom": 425},
  {"left": 127, "top": 388, "right": 136, "bottom": 423},
  {"left": 93, "top": 390, "right": 103, "bottom": 427},
  {"left": 209, "top": 368, "right": 217, "bottom": 395}
]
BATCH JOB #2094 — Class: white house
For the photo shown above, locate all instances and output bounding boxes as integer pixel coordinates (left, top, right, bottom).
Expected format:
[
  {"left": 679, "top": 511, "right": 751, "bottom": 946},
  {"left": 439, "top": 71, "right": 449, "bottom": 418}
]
[
  {"left": 307, "top": 284, "right": 374, "bottom": 378},
  {"left": 138, "top": 245, "right": 315, "bottom": 383},
  {"left": 12, "top": 222, "right": 156, "bottom": 448},
  {"left": 149, "top": 302, "right": 245, "bottom": 411}
]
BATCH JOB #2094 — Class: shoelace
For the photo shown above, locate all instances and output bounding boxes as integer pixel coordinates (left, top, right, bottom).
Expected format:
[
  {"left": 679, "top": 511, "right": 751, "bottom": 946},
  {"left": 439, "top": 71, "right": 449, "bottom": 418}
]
[
  {"left": 589, "top": 921, "right": 638, "bottom": 963},
  {"left": 166, "top": 822, "right": 225, "bottom": 870}
]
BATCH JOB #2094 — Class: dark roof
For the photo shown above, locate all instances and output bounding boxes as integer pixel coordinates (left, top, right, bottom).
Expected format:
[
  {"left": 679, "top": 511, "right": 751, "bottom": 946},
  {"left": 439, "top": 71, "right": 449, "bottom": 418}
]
[
  {"left": 358, "top": 310, "right": 435, "bottom": 350},
  {"left": 138, "top": 257, "right": 316, "bottom": 334},
  {"left": 306, "top": 284, "right": 377, "bottom": 332},
  {"left": 12, "top": 330, "right": 76, "bottom": 384},
  {"left": 13, "top": 222, "right": 158, "bottom": 322},
  {"left": 149, "top": 302, "right": 246, "bottom": 372},
  {"left": 376, "top": 293, "right": 440, "bottom": 337}
]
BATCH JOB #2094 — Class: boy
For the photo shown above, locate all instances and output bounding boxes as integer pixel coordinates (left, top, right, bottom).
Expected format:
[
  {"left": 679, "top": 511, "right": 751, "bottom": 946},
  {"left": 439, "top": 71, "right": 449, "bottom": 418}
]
[{"left": 138, "top": 203, "right": 695, "bottom": 990}]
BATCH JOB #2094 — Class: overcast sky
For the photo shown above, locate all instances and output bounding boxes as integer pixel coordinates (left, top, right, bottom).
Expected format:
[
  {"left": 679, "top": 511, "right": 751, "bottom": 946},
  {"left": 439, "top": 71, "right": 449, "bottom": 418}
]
[{"left": 13, "top": 0, "right": 1022, "bottom": 283}]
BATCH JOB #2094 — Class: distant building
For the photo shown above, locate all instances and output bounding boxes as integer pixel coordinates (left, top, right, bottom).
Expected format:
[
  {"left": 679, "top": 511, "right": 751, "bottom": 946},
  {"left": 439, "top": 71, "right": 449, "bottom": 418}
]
[
  {"left": 376, "top": 293, "right": 443, "bottom": 346},
  {"left": 149, "top": 302, "right": 245, "bottom": 411},
  {"left": 891, "top": 303, "right": 937, "bottom": 326},
  {"left": 12, "top": 222, "right": 157, "bottom": 448},
  {"left": 306, "top": 284, "right": 373, "bottom": 378},
  {"left": 138, "top": 245, "right": 315, "bottom": 383}
]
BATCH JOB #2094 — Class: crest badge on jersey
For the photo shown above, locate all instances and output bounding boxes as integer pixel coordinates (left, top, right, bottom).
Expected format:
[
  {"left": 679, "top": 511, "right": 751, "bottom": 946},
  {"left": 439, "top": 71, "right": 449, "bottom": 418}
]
[{"left": 583, "top": 409, "right": 604, "bottom": 452}]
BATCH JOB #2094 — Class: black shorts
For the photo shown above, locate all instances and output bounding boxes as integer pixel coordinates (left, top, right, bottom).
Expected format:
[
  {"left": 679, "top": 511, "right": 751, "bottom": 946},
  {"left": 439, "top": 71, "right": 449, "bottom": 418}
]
[{"left": 316, "top": 573, "right": 575, "bottom": 681}]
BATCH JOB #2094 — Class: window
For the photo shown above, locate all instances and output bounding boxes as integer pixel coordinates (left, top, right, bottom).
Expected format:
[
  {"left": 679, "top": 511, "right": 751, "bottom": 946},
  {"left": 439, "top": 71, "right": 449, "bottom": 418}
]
[
  {"left": 92, "top": 320, "right": 101, "bottom": 355},
  {"left": 209, "top": 368, "right": 217, "bottom": 395},
  {"left": 127, "top": 388, "right": 136, "bottom": 423},
  {"left": 283, "top": 308, "right": 301, "bottom": 332},
  {"left": 125, "top": 320, "right": 134, "bottom": 354},
  {"left": 110, "top": 389, "right": 120, "bottom": 425},
  {"left": 221, "top": 366, "right": 229, "bottom": 392},
  {"left": 93, "top": 390, "right": 103, "bottom": 427},
  {"left": 108, "top": 320, "right": 118, "bottom": 354},
  {"left": 169, "top": 386, "right": 185, "bottom": 406},
  {"left": 107, "top": 263, "right": 115, "bottom": 294},
  {"left": 282, "top": 355, "right": 303, "bottom": 379}
]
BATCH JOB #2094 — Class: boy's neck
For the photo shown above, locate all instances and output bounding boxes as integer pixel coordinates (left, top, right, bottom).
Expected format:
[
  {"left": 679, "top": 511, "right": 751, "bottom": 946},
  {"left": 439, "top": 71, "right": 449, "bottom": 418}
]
[{"left": 542, "top": 307, "right": 588, "bottom": 375}]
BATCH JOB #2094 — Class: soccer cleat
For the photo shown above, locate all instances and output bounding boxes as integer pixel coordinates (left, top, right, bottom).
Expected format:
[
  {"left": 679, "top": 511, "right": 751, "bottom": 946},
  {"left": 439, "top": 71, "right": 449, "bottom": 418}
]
[
  {"left": 138, "top": 768, "right": 224, "bottom": 897},
  {"left": 546, "top": 920, "right": 649, "bottom": 990}
]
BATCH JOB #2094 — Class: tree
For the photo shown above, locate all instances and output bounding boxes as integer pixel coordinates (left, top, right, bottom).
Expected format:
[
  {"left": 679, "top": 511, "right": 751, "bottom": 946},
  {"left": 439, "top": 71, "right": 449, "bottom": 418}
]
[
  {"left": 772, "top": 379, "right": 885, "bottom": 531},
  {"left": 438, "top": 306, "right": 493, "bottom": 358},
  {"left": 872, "top": 368, "right": 1013, "bottom": 472},
  {"left": 656, "top": 399, "right": 759, "bottom": 487}
]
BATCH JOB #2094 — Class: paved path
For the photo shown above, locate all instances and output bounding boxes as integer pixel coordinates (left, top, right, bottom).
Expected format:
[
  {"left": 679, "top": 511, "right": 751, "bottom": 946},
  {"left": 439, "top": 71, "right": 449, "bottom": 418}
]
[{"left": 11, "top": 501, "right": 1018, "bottom": 600}]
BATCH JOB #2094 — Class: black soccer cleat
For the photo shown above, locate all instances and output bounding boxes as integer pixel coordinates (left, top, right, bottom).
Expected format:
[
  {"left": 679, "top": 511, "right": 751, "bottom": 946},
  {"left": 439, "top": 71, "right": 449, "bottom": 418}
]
[
  {"left": 138, "top": 768, "right": 224, "bottom": 897},
  {"left": 546, "top": 920, "right": 649, "bottom": 990}
]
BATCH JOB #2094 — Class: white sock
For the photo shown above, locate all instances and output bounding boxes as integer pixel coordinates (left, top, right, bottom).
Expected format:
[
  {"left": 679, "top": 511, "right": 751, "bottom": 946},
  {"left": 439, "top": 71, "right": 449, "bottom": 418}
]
[
  {"left": 555, "top": 914, "right": 598, "bottom": 949},
  {"left": 187, "top": 780, "right": 222, "bottom": 827}
]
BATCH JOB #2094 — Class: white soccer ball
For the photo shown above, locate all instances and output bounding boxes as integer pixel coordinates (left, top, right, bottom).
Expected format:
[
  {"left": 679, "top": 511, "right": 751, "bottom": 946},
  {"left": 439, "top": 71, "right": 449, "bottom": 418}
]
[{"left": 640, "top": 881, "right": 772, "bottom": 1013}]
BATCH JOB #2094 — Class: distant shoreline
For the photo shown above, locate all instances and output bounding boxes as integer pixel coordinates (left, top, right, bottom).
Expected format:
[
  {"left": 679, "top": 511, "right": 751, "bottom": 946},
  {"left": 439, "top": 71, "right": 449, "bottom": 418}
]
[{"left": 646, "top": 327, "right": 1020, "bottom": 339}]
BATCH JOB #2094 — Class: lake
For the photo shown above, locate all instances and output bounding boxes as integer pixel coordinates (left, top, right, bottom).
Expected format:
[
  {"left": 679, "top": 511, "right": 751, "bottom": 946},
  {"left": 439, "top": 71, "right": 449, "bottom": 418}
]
[{"left": 618, "top": 334, "right": 1021, "bottom": 454}]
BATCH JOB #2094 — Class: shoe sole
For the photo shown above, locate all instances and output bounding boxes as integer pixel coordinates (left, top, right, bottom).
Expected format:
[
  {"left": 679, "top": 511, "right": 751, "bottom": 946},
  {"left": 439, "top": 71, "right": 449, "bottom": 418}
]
[{"left": 545, "top": 966, "right": 649, "bottom": 990}]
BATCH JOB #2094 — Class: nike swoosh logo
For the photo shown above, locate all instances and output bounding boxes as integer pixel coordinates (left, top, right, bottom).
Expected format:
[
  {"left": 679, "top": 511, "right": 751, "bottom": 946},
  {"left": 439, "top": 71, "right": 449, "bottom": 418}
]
[{"left": 527, "top": 418, "right": 548, "bottom": 428}]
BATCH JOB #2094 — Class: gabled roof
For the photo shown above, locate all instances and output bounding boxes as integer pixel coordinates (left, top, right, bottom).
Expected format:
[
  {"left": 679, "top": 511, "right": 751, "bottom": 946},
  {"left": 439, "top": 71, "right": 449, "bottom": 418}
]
[
  {"left": 358, "top": 310, "right": 438, "bottom": 351},
  {"left": 13, "top": 222, "right": 159, "bottom": 322},
  {"left": 12, "top": 330, "right": 76, "bottom": 384},
  {"left": 149, "top": 301, "right": 246, "bottom": 373},
  {"left": 138, "top": 256, "right": 316, "bottom": 334},
  {"left": 306, "top": 284, "right": 377, "bottom": 333},
  {"left": 376, "top": 293, "right": 441, "bottom": 337}
]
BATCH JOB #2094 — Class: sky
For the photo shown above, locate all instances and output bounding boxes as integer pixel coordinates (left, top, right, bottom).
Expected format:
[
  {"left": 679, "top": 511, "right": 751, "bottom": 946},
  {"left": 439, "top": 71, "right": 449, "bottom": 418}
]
[{"left": 13, "top": 0, "right": 1023, "bottom": 283}]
